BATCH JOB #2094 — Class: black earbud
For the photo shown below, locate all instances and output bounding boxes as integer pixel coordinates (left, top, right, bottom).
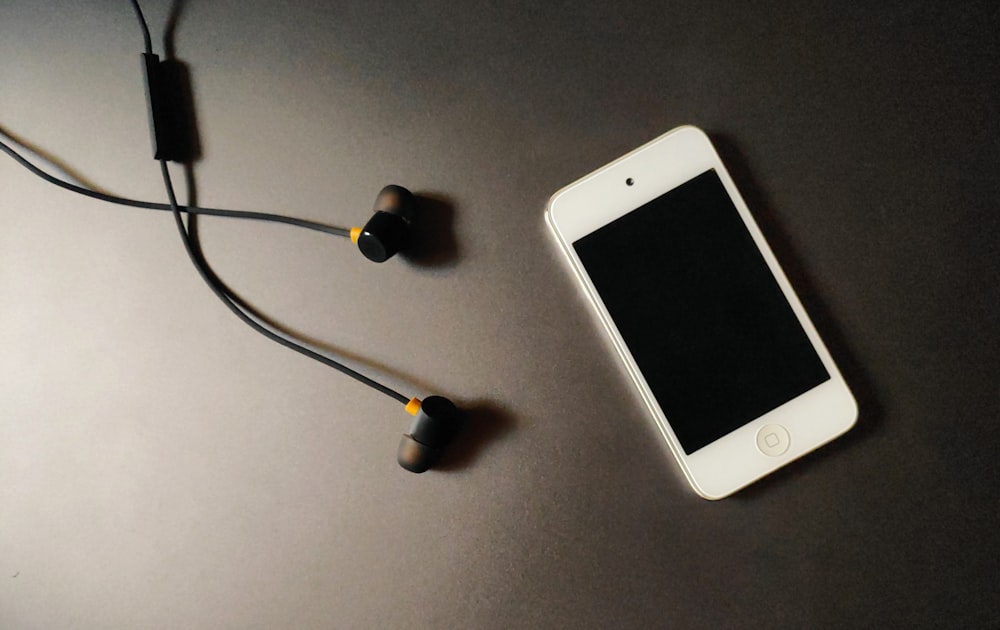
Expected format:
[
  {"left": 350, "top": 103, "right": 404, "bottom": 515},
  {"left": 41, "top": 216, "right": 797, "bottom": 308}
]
[
  {"left": 353, "top": 185, "right": 416, "bottom": 263},
  {"left": 397, "top": 396, "right": 462, "bottom": 473}
]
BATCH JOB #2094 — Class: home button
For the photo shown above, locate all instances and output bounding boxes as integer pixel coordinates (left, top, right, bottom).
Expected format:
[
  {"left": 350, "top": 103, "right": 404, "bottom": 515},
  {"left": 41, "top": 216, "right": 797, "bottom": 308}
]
[{"left": 755, "top": 424, "right": 790, "bottom": 456}]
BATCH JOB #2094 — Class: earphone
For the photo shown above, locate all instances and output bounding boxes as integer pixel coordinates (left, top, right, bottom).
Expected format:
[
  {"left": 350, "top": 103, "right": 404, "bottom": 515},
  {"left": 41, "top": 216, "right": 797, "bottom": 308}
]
[
  {"left": 0, "top": 1, "right": 464, "bottom": 474},
  {"left": 354, "top": 185, "right": 416, "bottom": 263},
  {"left": 398, "top": 396, "right": 462, "bottom": 473}
]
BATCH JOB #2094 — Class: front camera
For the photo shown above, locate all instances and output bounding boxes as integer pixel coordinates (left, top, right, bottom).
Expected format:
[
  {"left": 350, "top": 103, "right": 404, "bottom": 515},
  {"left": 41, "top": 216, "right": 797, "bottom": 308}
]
[{"left": 625, "top": 178, "right": 634, "bottom": 186}]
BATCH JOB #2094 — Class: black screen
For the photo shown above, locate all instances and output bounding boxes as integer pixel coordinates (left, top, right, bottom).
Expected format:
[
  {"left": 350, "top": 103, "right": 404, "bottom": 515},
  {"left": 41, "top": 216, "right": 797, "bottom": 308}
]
[{"left": 573, "top": 169, "right": 830, "bottom": 454}]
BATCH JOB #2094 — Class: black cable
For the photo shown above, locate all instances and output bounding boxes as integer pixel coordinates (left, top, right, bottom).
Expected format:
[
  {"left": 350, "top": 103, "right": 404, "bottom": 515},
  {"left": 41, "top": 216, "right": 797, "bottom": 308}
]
[
  {"left": 159, "top": 160, "right": 409, "bottom": 404},
  {"left": 125, "top": 0, "right": 409, "bottom": 405},
  {"left": 128, "top": 0, "right": 153, "bottom": 56},
  {"left": 0, "top": 138, "right": 350, "bottom": 237}
]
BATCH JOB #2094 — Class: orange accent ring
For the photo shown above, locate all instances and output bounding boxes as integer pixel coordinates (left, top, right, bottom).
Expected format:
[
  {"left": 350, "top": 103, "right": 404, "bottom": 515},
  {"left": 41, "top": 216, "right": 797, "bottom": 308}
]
[
  {"left": 350, "top": 227, "right": 362, "bottom": 243},
  {"left": 405, "top": 397, "right": 422, "bottom": 416}
]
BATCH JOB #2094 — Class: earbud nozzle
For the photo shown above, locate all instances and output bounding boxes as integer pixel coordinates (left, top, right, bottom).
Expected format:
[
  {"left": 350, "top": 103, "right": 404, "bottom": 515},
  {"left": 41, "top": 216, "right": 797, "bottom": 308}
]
[{"left": 397, "top": 434, "right": 434, "bottom": 473}]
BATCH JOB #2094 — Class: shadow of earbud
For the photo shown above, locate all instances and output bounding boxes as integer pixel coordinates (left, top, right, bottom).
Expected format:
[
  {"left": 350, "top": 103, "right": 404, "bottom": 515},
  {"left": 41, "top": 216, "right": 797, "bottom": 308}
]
[
  {"left": 434, "top": 400, "right": 516, "bottom": 472},
  {"left": 401, "top": 192, "right": 460, "bottom": 268}
]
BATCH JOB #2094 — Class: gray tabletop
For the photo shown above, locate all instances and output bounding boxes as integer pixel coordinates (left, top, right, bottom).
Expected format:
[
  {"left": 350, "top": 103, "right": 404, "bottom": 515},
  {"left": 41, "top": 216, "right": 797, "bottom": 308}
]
[{"left": 2, "top": 1, "right": 998, "bottom": 628}]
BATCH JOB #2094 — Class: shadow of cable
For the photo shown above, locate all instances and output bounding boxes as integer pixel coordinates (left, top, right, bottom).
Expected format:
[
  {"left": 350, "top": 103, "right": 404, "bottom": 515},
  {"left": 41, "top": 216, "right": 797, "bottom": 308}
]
[
  {"left": 708, "top": 131, "right": 881, "bottom": 500},
  {"left": 163, "top": 0, "right": 187, "bottom": 60}
]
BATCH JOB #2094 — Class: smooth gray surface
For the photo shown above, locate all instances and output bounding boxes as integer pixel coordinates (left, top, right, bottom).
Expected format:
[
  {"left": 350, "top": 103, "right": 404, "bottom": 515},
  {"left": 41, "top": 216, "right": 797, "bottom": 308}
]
[{"left": 2, "top": 1, "right": 998, "bottom": 628}]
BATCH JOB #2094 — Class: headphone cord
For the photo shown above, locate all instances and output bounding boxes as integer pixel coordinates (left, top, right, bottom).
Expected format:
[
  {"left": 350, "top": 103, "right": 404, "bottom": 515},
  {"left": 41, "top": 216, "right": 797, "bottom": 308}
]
[
  {"left": 128, "top": 0, "right": 153, "bottom": 55},
  {"left": 0, "top": 0, "right": 414, "bottom": 406},
  {"left": 157, "top": 160, "right": 410, "bottom": 404},
  {"left": 2, "top": 135, "right": 410, "bottom": 403},
  {"left": 0, "top": 138, "right": 350, "bottom": 238}
]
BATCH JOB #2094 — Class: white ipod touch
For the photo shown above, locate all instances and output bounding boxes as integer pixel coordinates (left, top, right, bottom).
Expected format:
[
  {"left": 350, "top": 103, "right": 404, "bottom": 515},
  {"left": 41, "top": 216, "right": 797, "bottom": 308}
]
[{"left": 546, "top": 126, "right": 857, "bottom": 499}]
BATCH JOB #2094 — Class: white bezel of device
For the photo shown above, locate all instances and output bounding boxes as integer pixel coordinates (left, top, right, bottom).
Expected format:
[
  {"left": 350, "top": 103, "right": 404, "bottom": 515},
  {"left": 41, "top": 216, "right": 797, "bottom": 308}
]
[{"left": 545, "top": 125, "right": 858, "bottom": 499}]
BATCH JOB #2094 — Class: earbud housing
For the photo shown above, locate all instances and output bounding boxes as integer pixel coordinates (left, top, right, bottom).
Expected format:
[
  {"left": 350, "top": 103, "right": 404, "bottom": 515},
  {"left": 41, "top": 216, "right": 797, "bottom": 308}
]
[
  {"left": 397, "top": 396, "right": 461, "bottom": 473},
  {"left": 358, "top": 185, "right": 415, "bottom": 262}
]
